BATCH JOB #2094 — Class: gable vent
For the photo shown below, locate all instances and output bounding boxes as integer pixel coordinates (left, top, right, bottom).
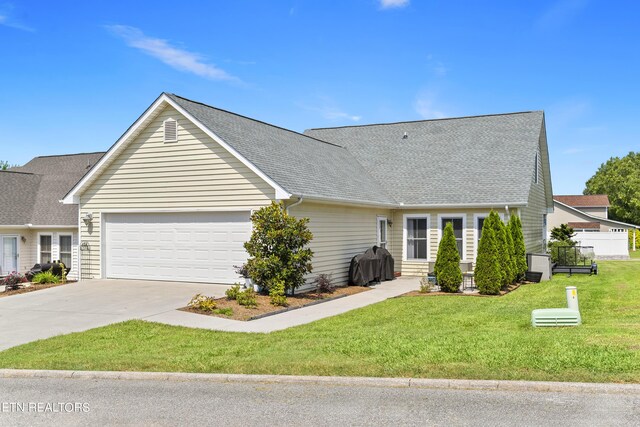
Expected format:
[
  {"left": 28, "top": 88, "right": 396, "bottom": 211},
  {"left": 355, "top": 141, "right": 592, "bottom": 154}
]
[{"left": 164, "top": 118, "right": 178, "bottom": 142}]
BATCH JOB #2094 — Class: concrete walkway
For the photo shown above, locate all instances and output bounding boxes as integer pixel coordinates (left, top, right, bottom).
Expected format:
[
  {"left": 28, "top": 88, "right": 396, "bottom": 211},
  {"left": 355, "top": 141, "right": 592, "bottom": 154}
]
[{"left": 144, "top": 277, "right": 418, "bottom": 333}]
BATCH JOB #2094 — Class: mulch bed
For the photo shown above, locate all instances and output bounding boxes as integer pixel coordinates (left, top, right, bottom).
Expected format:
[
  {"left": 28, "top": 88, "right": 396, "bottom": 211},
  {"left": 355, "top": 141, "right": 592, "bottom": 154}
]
[
  {"left": 181, "top": 285, "right": 370, "bottom": 321},
  {"left": 401, "top": 282, "right": 531, "bottom": 298},
  {"left": 0, "top": 282, "right": 72, "bottom": 298}
]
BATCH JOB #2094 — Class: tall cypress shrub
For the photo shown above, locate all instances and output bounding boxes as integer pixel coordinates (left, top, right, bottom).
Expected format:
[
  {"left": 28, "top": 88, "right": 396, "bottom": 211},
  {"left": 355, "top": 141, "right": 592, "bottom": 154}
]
[
  {"left": 434, "top": 222, "right": 462, "bottom": 292},
  {"left": 491, "top": 212, "right": 512, "bottom": 288},
  {"left": 504, "top": 220, "right": 517, "bottom": 284},
  {"left": 475, "top": 212, "right": 502, "bottom": 295},
  {"left": 509, "top": 215, "right": 528, "bottom": 281}
]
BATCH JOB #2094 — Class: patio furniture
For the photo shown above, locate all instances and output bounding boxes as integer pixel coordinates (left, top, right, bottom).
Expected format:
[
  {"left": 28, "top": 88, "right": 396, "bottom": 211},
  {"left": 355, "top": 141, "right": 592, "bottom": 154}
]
[{"left": 462, "top": 272, "right": 475, "bottom": 290}]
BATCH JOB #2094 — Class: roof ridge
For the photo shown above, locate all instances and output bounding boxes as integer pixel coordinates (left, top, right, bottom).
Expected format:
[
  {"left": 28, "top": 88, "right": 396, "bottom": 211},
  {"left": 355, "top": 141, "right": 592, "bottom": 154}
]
[
  {"left": 0, "top": 170, "right": 38, "bottom": 176},
  {"left": 306, "top": 110, "right": 543, "bottom": 131},
  {"left": 166, "top": 93, "right": 345, "bottom": 149},
  {"left": 31, "top": 151, "right": 106, "bottom": 159}
]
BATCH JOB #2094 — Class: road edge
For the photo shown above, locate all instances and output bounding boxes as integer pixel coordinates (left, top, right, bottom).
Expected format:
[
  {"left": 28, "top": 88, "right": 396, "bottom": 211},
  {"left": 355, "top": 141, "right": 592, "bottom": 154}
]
[{"left": 1, "top": 369, "right": 639, "bottom": 394}]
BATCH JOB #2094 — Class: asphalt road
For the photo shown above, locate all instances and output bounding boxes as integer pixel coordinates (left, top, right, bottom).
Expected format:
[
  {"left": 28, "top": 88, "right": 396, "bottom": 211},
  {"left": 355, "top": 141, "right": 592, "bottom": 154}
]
[{"left": 1, "top": 376, "right": 639, "bottom": 426}]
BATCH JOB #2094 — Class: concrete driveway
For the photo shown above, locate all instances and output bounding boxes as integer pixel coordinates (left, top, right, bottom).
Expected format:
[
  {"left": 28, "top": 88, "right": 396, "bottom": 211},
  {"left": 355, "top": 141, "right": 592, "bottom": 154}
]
[{"left": 0, "top": 279, "right": 229, "bottom": 351}]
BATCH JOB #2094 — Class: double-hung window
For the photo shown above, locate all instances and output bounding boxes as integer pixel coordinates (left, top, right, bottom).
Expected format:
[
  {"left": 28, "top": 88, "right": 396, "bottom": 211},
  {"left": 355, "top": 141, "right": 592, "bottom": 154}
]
[
  {"left": 59, "top": 235, "right": 72, "bottom": 268},
  {"left": 39, "top": 235, "right": 52, "bottom": 263},
  {"left": 476, "top": 216, "right": 486, "bottom": 252},
  {"left": 440, "top": 217, "right": 464, "bottom": 259},
  {"left": 405, "top": 216, "right": 428, "bottom": 260},
  {"left": 377, "top": 217, "right": 388, "bottom": 249}
]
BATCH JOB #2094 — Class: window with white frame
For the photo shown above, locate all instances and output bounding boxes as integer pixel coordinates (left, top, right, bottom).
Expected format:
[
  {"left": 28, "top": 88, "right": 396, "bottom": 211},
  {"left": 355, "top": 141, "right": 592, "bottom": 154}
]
[
  {"left": 59, "top": 235, "right": 72, "bottom": 268},
  {"left": 39, "top": 235, "right": 52, "bottom": 263},
  {"left": 377, "top": 217, "right": 388, "bottom": 249},
  {"left": 440, "top": 216, "right": 464, "bottom": 258},
  {"left": 476, "top": 216, "right": 487, "bottom": 251},
  {"left": 405, "top": 216, "right": 428, "bottom": 260}
]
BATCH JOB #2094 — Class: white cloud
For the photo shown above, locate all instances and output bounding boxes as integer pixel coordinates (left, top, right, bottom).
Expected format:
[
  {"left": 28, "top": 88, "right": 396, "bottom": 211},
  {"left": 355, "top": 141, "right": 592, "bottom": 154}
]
[
  {"left": 414, "top": 92, "right": 446, "bottom": 119},
  {"left": 0, "top": 12, "right": 35, "bottom": 31},
  {"left": 300, "top": 97, "right": 362, "bottom": 122},
  {"left": 105, "top": 25, "right": 239, "bottom": 82},
  {"left": 321, "top": 108, "right": 362, "bottom": 122},
  {"left": 379, "top": 0, "right": 409, "bottom": 10}
]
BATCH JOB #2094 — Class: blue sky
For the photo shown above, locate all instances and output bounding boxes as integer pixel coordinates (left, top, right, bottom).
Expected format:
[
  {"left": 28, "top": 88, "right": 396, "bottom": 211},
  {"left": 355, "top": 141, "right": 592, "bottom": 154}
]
[{"left": 1, "top": 0, "right": 638, "bottom": 194}]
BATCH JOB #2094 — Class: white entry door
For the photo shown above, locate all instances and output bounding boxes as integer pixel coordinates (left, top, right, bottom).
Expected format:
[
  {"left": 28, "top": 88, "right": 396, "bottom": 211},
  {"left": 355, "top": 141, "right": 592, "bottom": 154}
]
[
  {"left": 104, "top": 212, "right": 251, "bottom": 284},
  {"left": 1, "top": 236, "right": 18, "bottom": 275}
]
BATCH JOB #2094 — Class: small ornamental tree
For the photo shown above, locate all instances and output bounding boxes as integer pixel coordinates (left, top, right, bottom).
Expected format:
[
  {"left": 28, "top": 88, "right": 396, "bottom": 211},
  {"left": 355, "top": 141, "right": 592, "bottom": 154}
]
[
  {"left": 504, "top": 221, "right": 517, "bottom": 284},
  {"left": 244, "top": 201, "right": 313, "bottom": 295},
  {"left": 548, "top": 224, "right": 577, "bottom": 263},
  {"left": 509, "top": 215, "right": 528, "bottom": 281},
  {"left": 434, "top": 222, "right": 462, "bottom": 292},
  {"left": 490, "top": 212, "right": 512, "bottom": 288},
  {"left": 475, "top": 211, "right": 502, "bottom": 295}
]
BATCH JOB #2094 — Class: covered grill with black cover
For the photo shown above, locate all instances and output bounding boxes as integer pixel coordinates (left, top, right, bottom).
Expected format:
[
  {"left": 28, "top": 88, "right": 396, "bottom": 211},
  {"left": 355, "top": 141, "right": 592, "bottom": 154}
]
[
  {"left": 349, "top": 246, "right": 395, "bottom": 286},
  {"left": 25, "top": 262, "right": 70, "bottom": 281}
]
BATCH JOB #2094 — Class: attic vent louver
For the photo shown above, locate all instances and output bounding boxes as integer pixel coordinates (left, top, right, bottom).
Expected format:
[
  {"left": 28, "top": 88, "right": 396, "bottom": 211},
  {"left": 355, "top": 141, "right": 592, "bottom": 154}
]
[{"left": 164, "top": 118, "right": 178, "bottom": 142}]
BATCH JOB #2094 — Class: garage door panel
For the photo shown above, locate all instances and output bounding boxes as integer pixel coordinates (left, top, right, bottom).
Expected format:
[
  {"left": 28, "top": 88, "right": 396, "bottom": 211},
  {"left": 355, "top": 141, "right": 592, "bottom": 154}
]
[{"left": 105, "top": 212, "right": 250, "bottom": 284}]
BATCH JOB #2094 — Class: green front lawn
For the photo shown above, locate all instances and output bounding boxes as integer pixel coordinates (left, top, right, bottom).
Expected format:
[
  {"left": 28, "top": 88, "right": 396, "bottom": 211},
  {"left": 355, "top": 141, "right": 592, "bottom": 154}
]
[
  {"left": 1, "top": 261, "right": 639, "bottom": 383},
  {"left": 629, "top": 249, "right": 640, "bottom": 259}
]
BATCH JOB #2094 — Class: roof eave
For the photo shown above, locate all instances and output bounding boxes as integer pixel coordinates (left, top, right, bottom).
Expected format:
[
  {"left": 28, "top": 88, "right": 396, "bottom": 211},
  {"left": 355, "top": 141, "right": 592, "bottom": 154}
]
[{"left": 554, "top": 200, "right": 639, "bottom": 229}]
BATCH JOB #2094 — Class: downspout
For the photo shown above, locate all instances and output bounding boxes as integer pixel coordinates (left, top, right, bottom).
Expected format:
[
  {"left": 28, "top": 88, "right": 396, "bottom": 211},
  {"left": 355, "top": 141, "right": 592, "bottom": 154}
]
[
  {"left": 285, "top": 195, "right": 304, "bottom": 214},
  {"left": 505, "top": 205, "right": 510, "bottom": 221}
]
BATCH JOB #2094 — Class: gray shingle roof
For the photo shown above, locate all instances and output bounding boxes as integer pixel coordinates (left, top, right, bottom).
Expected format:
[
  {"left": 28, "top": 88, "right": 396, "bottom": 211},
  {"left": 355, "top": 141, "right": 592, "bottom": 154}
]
[
  {"left": 2, "top": 152, "right": 104, "bottom": 226},
  {"left": 167, "top": 94, "right": 396, "bottom": 205},
  {"left": 0, "top": 172, "right": 40, "bottom": 225},
  {"left": 305, "top": 112, "right": 544, "bottom": 206}
]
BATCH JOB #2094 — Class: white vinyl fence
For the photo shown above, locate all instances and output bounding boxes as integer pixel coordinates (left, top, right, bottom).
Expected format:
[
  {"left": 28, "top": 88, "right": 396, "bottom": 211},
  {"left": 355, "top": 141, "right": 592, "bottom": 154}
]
[{"left": 573, "top": 231, "right": 629, "bottom": 259}]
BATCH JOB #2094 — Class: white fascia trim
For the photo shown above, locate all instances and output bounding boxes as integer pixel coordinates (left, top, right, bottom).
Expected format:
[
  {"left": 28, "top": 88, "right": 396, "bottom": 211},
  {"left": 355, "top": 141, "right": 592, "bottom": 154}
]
[
  {"left": 163, "top": 96, "right": 292, "bottom": 201},
  {"left": 62, "top": 95, "right": 168, "bottom": 205},
  {"left": 292, "top": 194, "right": 397, "bottom": 209},
  {"left": 24, "top": 225, "right": 78, "bottom": 229},
  {"left": 555, "top": 200, "right": 639, "bottom": 229},
  {"left": 398, "top": 202, "right": 527, "bottom": 209},
  {"left": 98, "top": 207, "right": 255, "bottom": 214},
  {"left": 402, "top": 213, "right": 430, "bottom": 263}
]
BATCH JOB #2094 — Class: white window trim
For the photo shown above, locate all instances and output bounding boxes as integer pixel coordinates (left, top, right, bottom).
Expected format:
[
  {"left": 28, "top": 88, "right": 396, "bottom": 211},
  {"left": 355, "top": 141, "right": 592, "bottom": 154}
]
[
  {"left": 437, "top": 213, "right": 467, "bottom": 261},
  {"left": 377, "top": 216, "right": 388, "bottom": 249},
  {"left": 58, "top": 233, "right": 73, "bottom": 267},
  {"left": 403, "top": 214, "right": 430, "bottom": 262},
  {"left": 473, "top": 213, "right": 506, "bottom": 260},
  {"left": 37, "top": 233, "right": 54, "bottom": 264},
  {"left": 163, "top": 118, "right": 178, "bottom": 143}
]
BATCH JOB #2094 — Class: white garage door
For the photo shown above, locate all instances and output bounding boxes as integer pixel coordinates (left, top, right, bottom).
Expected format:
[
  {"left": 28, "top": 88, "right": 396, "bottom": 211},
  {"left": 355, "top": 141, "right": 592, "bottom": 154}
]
[{"left": 104, "top": 212, "right": 251, "bottom": 284}]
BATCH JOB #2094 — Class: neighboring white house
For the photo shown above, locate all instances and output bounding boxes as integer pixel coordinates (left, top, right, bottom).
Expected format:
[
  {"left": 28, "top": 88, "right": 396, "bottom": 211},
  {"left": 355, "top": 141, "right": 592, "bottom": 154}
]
[
  {"left": 59, "top": 93, "right": 554, "bottom": 285},
  {"left": 0, "top": 153, "right": 104, "bottom": 279},
  {"left": 548, "top": 195, "right": 638, "bottom": 259}
]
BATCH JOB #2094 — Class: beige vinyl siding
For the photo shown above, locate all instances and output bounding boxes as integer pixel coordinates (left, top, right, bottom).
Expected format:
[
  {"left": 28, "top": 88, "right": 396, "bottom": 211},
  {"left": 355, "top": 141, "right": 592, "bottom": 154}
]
[
  {"left": 288, "top": 201, "right": 392, "bottom": 286},
  {"left": 390, "top": 209, "right": 508, "bottom": 277},
  {"left": 519, "top": 136, "right": 550, "bottom": 254},
  {"left": 576, "top": 206, "right": 608, "bottom": 219},
  {"left": 79, "top": 105, "right": 274, "bottom": 279}
]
